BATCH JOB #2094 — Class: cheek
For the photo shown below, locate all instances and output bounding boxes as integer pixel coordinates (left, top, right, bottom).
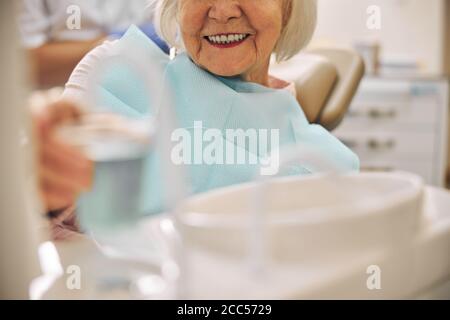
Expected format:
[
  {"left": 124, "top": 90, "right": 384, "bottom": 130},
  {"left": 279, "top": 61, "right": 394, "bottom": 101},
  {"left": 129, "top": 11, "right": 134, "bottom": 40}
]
[
  {"left": 246, "top": 2, "right": 284, "bottom": 54},
  {"left": 179, "top": 3, "right": 208, "bottom": 51},
  {"left": 255, "top": 28, "right": 281, "bottom": 62}
]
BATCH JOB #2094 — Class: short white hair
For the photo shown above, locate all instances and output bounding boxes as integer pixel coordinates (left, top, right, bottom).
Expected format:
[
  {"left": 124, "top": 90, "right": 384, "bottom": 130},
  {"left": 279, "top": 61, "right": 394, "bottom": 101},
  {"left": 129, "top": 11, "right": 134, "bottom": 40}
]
[{"left": 149, "top": 0, "right": 317, "bottom": 62}]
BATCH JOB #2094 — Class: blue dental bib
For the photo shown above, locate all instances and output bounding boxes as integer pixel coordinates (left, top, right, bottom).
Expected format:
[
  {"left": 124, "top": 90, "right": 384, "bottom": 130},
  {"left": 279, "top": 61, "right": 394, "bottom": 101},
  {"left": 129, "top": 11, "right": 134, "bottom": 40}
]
[{"left": 81, "top": 25, "right": 360, "bottom": 218}]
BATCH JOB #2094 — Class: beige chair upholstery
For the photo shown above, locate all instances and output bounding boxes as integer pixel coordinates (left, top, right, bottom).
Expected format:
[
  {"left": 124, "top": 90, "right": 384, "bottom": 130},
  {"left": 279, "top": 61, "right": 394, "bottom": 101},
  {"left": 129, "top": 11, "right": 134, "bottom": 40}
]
[{"left": 270, "top": 48, "right": 365, "bottom": 131}]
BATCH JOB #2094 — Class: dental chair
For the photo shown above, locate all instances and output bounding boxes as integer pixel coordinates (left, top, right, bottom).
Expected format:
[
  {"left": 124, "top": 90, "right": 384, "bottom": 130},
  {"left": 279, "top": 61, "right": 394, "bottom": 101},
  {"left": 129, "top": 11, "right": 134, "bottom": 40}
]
[{"left": 270, "top": 48, "right": 365, "bottom": 131}]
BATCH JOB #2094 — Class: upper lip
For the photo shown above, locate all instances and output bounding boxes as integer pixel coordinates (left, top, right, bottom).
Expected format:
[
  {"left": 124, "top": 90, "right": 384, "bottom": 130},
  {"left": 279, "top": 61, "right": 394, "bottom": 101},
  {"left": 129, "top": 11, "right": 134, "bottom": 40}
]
[{"left": 203, "top": 32, "right": 253, "bottom": 37}]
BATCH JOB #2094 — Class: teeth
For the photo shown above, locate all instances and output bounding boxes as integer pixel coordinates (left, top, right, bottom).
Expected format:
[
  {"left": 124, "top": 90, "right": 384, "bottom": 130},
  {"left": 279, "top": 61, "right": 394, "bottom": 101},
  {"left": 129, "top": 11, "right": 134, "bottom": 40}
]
[{"left": 207, "top": 34, "right": 248, "bottom": 45}]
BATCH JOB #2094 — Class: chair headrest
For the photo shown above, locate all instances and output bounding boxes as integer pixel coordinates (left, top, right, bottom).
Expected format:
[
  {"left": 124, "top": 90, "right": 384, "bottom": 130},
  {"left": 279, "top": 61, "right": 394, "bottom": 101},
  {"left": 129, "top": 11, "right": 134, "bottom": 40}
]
[
  {"left": 270, "top": 53, "right": 338, "bottom": 124},
  {"left": 308, "top": 48, "right": 365, "bottom": 130},
  {"left": 270, "top": 48, "right": 365, "bottom": 131}
]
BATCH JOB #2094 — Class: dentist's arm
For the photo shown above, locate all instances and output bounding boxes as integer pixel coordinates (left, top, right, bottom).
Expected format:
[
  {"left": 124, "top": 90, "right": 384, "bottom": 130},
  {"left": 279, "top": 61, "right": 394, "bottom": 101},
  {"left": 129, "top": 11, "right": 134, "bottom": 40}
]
[
  {"left": 31, "top": 99, "right": 93, "bottom": 211},
  {"left": 18, "top": 0, "right": 106, "bottom": 89},
  {"left": 28, "top": 37, "right": 106, "bottom": 89}
]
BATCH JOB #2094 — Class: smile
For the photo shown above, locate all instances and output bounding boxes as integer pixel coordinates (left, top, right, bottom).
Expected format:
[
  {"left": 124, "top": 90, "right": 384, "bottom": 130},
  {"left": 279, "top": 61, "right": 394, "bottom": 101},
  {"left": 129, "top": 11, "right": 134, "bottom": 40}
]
[{"left": 204, "top": 33, "right": 250, "bottom": 48}]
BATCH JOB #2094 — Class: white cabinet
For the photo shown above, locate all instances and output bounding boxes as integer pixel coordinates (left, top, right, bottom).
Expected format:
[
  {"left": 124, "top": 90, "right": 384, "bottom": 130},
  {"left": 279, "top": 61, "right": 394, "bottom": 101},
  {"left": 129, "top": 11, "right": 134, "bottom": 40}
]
[{"left": 334, "top": 76, "right": 449, "bottom": 186}]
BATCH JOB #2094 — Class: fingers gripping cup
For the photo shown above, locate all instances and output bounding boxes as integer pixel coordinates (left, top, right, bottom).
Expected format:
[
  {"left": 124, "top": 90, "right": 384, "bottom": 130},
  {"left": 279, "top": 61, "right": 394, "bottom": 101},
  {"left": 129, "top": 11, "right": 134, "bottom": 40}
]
[{"left": 58, "top": 113, "right": 156, "bottom": 232}]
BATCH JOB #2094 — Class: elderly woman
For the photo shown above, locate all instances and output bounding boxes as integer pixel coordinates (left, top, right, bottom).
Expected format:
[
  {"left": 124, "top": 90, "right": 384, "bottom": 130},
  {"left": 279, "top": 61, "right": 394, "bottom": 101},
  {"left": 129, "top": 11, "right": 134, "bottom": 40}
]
[{"left": 36, "top": 0, "right": 359, "bottom": 234}]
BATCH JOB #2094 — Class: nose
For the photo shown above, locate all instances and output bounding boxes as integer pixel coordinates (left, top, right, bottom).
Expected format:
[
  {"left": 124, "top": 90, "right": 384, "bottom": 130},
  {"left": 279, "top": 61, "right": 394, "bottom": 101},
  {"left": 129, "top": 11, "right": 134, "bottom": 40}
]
[{"left": 208, "top": 0, "right": 242, "bottom": 24}]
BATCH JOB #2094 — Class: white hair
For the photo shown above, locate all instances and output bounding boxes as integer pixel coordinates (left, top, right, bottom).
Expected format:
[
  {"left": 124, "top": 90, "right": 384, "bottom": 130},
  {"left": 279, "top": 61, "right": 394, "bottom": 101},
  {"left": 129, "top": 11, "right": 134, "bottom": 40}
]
[{"left": 148, "top": 0, "right": 317, "bottom": 62}]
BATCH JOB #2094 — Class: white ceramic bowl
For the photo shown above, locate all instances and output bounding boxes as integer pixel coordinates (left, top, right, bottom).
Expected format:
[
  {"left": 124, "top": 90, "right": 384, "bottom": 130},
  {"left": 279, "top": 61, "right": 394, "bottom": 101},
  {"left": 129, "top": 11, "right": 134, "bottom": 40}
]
[{"left": 178, "top": 172, "right": 424, "bottom": 262}]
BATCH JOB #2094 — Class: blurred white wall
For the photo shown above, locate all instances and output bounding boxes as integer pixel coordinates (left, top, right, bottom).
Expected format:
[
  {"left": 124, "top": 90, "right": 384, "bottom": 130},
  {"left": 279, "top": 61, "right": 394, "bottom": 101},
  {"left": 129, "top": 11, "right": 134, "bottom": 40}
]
[{"left": 313, "top": 0, "right": 447, "bottom": 75}]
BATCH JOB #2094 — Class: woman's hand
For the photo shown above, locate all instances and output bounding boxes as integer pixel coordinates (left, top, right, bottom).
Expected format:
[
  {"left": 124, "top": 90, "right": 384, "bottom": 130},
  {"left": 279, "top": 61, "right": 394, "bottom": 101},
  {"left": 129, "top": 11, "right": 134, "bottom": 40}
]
[{"left": 30, "top": 92, "right": 93, "bottom": 212}]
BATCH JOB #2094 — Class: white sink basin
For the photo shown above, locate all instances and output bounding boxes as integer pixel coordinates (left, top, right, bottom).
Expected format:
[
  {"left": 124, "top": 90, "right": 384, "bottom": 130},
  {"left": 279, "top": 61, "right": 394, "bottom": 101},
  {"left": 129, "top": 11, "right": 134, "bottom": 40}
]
[{"left": 178, "top": 172, "right": 424, "bottom": 262}]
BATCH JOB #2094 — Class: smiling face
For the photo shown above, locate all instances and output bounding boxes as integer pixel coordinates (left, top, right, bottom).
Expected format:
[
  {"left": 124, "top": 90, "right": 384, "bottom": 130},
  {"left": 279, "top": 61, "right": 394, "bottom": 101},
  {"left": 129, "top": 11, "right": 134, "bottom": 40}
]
[{"left": 178, "top": 0, "right": 287, "bottom": 85}]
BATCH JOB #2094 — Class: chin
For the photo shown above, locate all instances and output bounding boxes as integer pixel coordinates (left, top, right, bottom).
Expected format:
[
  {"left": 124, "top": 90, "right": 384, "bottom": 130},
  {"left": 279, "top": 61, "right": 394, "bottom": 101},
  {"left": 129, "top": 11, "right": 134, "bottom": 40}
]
[
  {"left": 210, "top": 69, "right": 241, "bottom": 77},
  {"left": 204, "top": 63, "right": 248, "bottom": 78}
]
